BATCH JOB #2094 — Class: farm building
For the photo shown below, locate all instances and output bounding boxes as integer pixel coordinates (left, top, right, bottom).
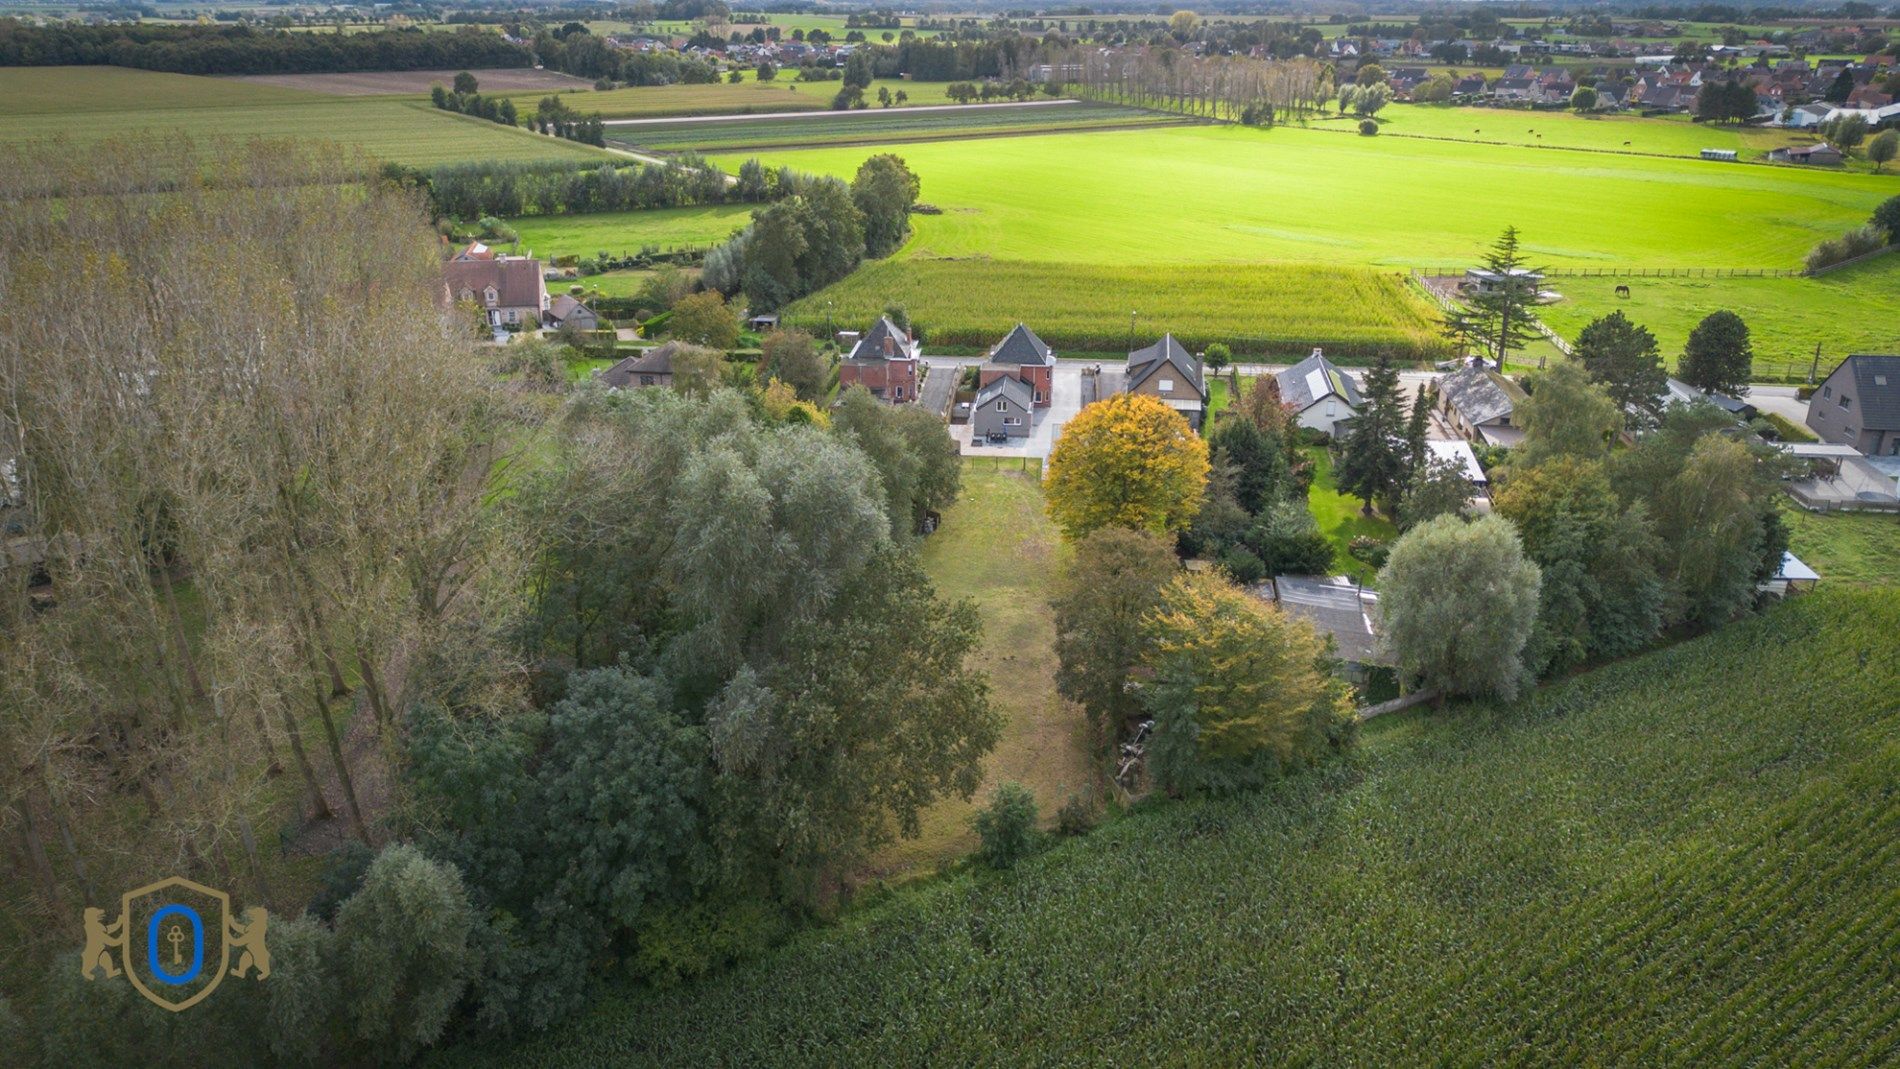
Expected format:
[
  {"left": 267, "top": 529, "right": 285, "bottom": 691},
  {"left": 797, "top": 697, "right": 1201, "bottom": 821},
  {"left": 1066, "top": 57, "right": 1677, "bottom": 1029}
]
[
  {"left": 1462, "top": 267, "right": 1544, "bottom": 294},
  {"left": 547, "top": 294, "right": 600, "bottom": 331},
  {"left": 1437, "top": 362, "right": 1528, "bottom": 448},
  {"left": 1699, "top": 148, "right": 1738, "bottom": 161},
  {"left": 1275, "top": 349, "right": 1364, "bottom": 435},
  {"left": 1426, "top": 438, "right": 1489, "bottom": 490},
  {"left": 1768, "top": 142, "right": 1843, "bottom": 165},
  {"left": 971, "top": 375, "right": 1034, "bottom": 441},
  {"left": 1123, "top": 334, "right": 1207, "bottom": 430}
]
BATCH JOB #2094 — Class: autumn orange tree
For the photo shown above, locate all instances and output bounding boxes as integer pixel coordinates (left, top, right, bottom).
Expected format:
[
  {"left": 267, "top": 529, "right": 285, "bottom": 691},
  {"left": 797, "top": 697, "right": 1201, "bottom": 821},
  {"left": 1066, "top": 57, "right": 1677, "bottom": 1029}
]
[
  {"left": 1043, "top": 393, "right": 1210, "bottom": 540},
  {"left": 1140, "top": 572, "right": 1355, "bottom": 794}
]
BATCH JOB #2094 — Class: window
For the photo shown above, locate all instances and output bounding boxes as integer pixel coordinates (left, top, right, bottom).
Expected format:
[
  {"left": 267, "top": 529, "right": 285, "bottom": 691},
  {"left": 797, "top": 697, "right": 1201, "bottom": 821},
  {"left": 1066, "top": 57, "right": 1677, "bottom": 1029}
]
[
  {"left": 995, "top": 400, "right": 1009, "bottom": 411},
  {"left": 1823, "top": 385, "right": 1832, "bottom": 399},
  {"left": 1003, "top": 417, "right": 1022, "bottom": 426},
  {"left": 483, "top": 286, "right": 498, "bottom": 305},
  {"left": 895, "top": 387, "right": 905, "bottom": 399},
  {"left": 1159, "top": 378, "right": 1174, "bottom": 392},
  {"left": 1034, "top": 390, "right": 1044, "bottom": 403},
  {"left": 639, "top": 375, "right": 655, "bottom": 386},
  {"left": 1840, "top": 395, "right": 1852, "bottom": 410}
]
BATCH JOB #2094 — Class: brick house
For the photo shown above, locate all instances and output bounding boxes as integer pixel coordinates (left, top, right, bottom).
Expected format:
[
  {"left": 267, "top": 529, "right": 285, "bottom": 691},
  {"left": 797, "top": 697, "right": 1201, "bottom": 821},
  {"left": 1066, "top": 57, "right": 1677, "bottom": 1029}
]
[
  {"left": 1123, "top": 334, "right": 1207, "bottom": 430},
  {"left": 978, "top": 323, "right": 1055, "bottom": 408},
  {"left": 838, "top": 317, "right": 921, "bottom": 404}
]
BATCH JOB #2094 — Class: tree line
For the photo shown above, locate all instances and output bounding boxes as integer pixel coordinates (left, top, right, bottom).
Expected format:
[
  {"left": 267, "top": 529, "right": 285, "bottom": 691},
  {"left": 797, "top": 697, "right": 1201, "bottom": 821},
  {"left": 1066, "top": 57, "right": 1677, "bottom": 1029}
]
[
  {"left": 0, "top": 139, "right": 992, "bottom": 1065},
  {"left": 395, "top": 156, "right": 764, "bottom": 221},
  {"left": 0, "top": 20, "right": 532, "bottom": 74},
  {"left": 701, "top": 153, "right": 921, "bottom": 313}
]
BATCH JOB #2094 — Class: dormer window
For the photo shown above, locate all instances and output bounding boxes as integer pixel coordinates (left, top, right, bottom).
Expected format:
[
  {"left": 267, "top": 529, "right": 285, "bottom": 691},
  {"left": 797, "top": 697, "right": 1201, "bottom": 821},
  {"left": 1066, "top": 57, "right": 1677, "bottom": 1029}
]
[
  {"left": 483, "top": 286, "right": 498, "bottom": 306},
  {"left": 459, "top": 288, "right": 474, "bottom": 303}
]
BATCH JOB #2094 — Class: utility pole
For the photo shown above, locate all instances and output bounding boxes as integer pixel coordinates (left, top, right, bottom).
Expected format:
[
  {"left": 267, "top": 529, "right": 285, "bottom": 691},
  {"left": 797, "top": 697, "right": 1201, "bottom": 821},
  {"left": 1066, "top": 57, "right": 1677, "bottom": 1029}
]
[
  {"left": 1808, "top": 342, "right": 1821, "bottom": 384},
  {"left": 1128, "top": 310, "right": 1138, "bottom": 355}
]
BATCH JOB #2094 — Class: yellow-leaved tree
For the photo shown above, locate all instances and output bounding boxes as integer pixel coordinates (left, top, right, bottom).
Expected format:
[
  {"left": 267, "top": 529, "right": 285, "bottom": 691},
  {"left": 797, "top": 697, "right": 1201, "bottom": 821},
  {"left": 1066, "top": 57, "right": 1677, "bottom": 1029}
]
[
  {"left": 1141, "top": 572, "right": 1355, "bottom": 794},
  {"left": 1043, "top": 393, "right": 1210, "bottom": 540}
]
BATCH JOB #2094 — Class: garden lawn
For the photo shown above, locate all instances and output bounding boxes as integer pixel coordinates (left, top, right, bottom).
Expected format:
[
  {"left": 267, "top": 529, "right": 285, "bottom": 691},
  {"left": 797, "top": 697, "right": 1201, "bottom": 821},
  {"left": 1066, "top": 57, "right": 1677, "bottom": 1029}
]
[
  {"left": 1304, "top": 446, "right": 1397, "bottom": 584},
  {"left": 508, "top": 205, "right": 753, "bottom": 259},
  {"left": 1782, "top": 505, "right": 1900, "bottom": 587},
  {"left": 445, "top": 585, "right": 1900, "bottom": 1066},
  {"left": 1535, "top": 253, "right": 1900, "bottom": 378},
  {"left": 869, "top": 465, "right": 1092, "bottom": 878},
  {"left": 784, "top": 259, "right": 1445, "bottom": 361},
  {"left": 607, "top": 102, "right": 1182, "bottom": 152},
  {"left": 0, "top": 67, "right": 607, "bottom": 167},
  {"left": 712, "top": 124, "right": 1897, "bottom": 269}
]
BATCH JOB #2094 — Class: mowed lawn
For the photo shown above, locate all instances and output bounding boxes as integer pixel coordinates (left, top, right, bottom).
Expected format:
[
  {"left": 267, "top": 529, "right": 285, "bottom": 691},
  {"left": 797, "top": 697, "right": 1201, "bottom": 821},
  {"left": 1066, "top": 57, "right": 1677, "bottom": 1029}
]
[
  {"left": 1361, "top": 102, "right": 1809, "bottom": 161},
  {"left": 509, "top": 205, "right": 754, "bottom": 258},
  {"left": 867, "top": 465, "right": 1093, "bottom": 878},
  {"left": 0, "top": 67, "right": 608, "bottom": 166},
  {"left": 784, "top": 258, "right": 1445, "bottom": 359},
  {"left": 1536, "top": 253, "right": 1900, "bottom": 377},
  {"left": 1304, "top": 446, "right": 1397, "bottom": 584},
  {"left": 713, "top": 124, "right": 1897, "bottom": 268}
]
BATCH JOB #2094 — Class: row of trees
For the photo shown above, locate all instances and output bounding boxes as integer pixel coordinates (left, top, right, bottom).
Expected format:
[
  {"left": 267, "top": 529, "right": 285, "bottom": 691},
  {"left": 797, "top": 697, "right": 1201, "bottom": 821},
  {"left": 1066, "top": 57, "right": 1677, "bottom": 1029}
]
[
  {"left": 701, "top": 154, "right": 920, "bottom": 312},
  {"left": 407, "top": 155, "right": 761, "bottom": 220},
  {"left": 0, "top": 21, "right": 532, "bottom": 74},
  {"left": 1055, "top": 46, "right": 1337, "bottom": 125},
  {"left": 429, "top": 84, "right": 520, "bottom": 128}
]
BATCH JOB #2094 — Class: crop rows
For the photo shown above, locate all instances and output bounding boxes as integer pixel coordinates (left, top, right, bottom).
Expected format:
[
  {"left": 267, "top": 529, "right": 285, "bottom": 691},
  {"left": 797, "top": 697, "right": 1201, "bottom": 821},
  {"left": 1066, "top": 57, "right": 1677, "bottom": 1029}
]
[
  {"left": 784, "top": 258, "right": 1448, "bottom": 359},
  {"left": 448, "top": 586, "right": 1900, "bottom": 1067},
  {"left": 607, "top": 102, "right": 1184, "bottom": 152}
]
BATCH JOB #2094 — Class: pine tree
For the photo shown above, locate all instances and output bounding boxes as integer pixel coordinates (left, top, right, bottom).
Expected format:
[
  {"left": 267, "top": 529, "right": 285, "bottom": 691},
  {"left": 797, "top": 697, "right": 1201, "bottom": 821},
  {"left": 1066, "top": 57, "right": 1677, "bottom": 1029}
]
[
  {"left": 1335, "top": 353, "right": 1407, "bottom": 515},
  {"left": 1466, "top": 226, "right": 1546, "bottom": 369},
  {"left": 1574, "top": 311, "right": 1667, "bottom": 429}
]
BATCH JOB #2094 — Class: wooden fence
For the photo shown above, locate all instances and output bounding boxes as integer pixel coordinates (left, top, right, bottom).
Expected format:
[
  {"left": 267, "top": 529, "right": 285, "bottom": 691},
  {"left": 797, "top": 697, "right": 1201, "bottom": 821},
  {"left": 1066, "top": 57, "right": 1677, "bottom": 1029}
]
[{"left": 1417, "top": 266, "right": 1802, "bottom": 280}]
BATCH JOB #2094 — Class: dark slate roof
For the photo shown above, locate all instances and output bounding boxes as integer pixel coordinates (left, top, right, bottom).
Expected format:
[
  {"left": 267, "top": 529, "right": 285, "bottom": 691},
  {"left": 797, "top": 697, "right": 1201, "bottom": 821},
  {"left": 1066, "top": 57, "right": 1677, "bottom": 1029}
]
[
  {"left": 1835, "top": 354, "right": 1900, "bottom": 430},
  {"left": 846, "top": 317, "right": 915, "bottom": 363},
  {"left": 986, "top": 323, "right": 1054, "bottom": 366},
  {"left": 1269, "top": 575, "right": 1389, "bottom": 666},
  {"left": 973, "top": 374, "right": 1034, "bottom": 409},
  {"left": 1125, "top": 334, "right": 1206, "bottom": 399},
  {"left": 1275, "top": 349, "right": 1364, "bottom": 412},
  {"left": 597, "top": 341, "right": 686, "bottom": 387},
  {"left": 1439, "top": 363, "right": 1525, "bottom": 426}
]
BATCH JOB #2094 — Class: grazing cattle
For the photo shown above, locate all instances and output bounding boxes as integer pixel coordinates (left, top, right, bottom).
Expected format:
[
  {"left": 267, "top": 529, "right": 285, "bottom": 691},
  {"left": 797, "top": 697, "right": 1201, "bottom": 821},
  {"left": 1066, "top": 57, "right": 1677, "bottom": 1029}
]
[{"left": 1615, "top": 284, "right": 1631, "bottom": 299}]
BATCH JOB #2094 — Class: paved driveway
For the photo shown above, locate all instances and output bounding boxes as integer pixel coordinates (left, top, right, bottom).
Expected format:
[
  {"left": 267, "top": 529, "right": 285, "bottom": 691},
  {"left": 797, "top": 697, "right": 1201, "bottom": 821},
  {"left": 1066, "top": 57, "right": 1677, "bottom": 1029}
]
[
  {"left": 956, "top": 364, "right": 1085, "bottom": 460},
  {"left": 1748, "top": 385, "right": 1810, "bottom": 427}
]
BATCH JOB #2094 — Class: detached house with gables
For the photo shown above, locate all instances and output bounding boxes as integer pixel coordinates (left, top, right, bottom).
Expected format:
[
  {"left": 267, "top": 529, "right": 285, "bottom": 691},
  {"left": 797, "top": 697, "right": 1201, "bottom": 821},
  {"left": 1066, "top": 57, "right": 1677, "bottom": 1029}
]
[
  {"left": 1123, "top": 334, "right": 1208, "bottom": 429},
  {"left": 979, "top": 323, "right": 1056, "bottom": 407},
  {"left": 838, "top": 317, "right": 921, "bottom": 404},
  {"left": 1807, "top": 355, "right": 1900, "bottom": 456},
  {"left": 443, "top": 256, "right": 549, "bottom": 331},
  {"left": 1275, "top": 349, "right": 1364, "bottom": 435}
]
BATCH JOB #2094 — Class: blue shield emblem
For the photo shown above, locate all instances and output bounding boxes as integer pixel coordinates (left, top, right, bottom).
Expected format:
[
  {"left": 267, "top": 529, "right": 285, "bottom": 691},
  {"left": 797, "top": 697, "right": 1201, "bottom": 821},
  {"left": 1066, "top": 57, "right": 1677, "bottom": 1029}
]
[{"left": 119, "top": 876, "right": 231, "bottom": 1012}]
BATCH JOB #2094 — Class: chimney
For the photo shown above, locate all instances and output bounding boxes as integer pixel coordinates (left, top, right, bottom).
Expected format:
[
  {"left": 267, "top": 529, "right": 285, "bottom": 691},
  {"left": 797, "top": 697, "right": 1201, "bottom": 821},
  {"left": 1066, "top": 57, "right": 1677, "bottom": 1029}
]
[
  {"left": 1312, "top": 347, "right": 1323, "bottom": 360},
  {"left": 883, "top": 335, "right": 893, "bottom": 356}
]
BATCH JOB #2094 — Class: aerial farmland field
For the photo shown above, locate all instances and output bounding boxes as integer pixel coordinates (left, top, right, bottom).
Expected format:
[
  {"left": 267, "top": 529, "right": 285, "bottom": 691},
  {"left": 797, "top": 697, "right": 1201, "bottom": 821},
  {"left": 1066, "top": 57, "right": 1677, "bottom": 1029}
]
[
  {"left": 0, "top": 67, "right": 610, "bottom": 167},
  {"left": 714, "top": 124, "right": 1895, "bottom": 269},
  {"left": 509, "top": 205, "right": 754, "bottom": 259},
  {"left": 1359, "top": 102, "right": 1813, "bottom": 161},
  {"left": 1538, "top": 253, "right": 1900, "bottom": 376},
  {"left": 608, "top": 101, "right": 1189, "bottom": 152},
  {"left": 783, "top": 258, "right": 1444, "bottom": 359}
]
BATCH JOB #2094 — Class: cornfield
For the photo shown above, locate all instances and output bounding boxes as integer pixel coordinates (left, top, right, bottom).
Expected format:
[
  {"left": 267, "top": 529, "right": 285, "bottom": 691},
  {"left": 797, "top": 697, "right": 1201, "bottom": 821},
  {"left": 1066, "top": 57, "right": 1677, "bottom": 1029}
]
[
  {"left": 786, "top": 258, "right": 1449, "bottom": 360},
  {"left": 451, "top": 587, "right": 1900, "bottom": 1066}
]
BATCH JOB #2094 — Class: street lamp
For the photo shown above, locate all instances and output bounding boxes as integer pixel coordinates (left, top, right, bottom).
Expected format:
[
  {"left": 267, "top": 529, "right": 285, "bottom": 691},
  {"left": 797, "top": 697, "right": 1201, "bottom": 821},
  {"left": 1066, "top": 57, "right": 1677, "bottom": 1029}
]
[{"left": 1127, "top": 310, "right": 1138, "bottom": 354}]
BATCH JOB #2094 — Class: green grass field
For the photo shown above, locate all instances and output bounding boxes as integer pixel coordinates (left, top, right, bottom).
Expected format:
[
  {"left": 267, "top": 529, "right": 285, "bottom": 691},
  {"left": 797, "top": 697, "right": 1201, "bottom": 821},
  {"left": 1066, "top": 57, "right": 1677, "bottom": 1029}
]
[
  {"left": 1303, "top": 446, "right": 1399, "bottom": 583},
  {"left": 867, "top": 465, "right": 1091, "bottom": 877},
  {"left": 494, "top": 78, "right": 831, "bottom": 118},
  {"left": 716, "top": 124, "right": 1897, "bottom": 269},
  {"left": 0, "top": 67, "right": 609, "bottom": 167},
  {"left": 783, "top": 259, "right": 1445, "bottom": 360},
  {"left": 1361, "top": 102, "right": 1805, "bottom": 161},
  {"left": 1536, "top": 253, "right": 1900, "bottom": 376},
  {"left": 608, "top": 101, "right": 1183, "bottom": 153},
  {"left": 448, "top": 584, "right": 1900, "bottom": 1065},
  {"left": 1783, "top": 506, "right": 1900, "bottom": 586},
  {"left": 508, "top": 205, "right": 753, "bottom": 258}
]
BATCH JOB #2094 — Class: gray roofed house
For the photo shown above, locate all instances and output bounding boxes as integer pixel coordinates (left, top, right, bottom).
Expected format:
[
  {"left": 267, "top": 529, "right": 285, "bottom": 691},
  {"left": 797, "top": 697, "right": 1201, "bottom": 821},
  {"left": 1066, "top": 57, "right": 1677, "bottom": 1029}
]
[
  {"left": 986, "top": 323, "right": 1055, "bottom": 367},
  {"left": 546, "top": 294, "right": 600, "bottom": 331},
  {"left": 597, "top": 341, "right": 687, "bottom": 389},
  {"left": 1806, "top": 354, "right": 1900, "bottom": 456},
  {"left": 1437, "top": 362, "right": 1528, "bottom": 447},
  {"left": 1266, "top": 575, "right": 1389, "bottom": 670},
  {"left": 1124, "top": 334, "right": 1208, "bottom": 428},
  {"left": 971, "top": 375, "right": 1034, "bottom": 440},
  {"left": 1275, "top": 348, "right": 1365, "bottom": 434},
  {"left": 839, "top": 316, "right": 922, "bottom": 403}
]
